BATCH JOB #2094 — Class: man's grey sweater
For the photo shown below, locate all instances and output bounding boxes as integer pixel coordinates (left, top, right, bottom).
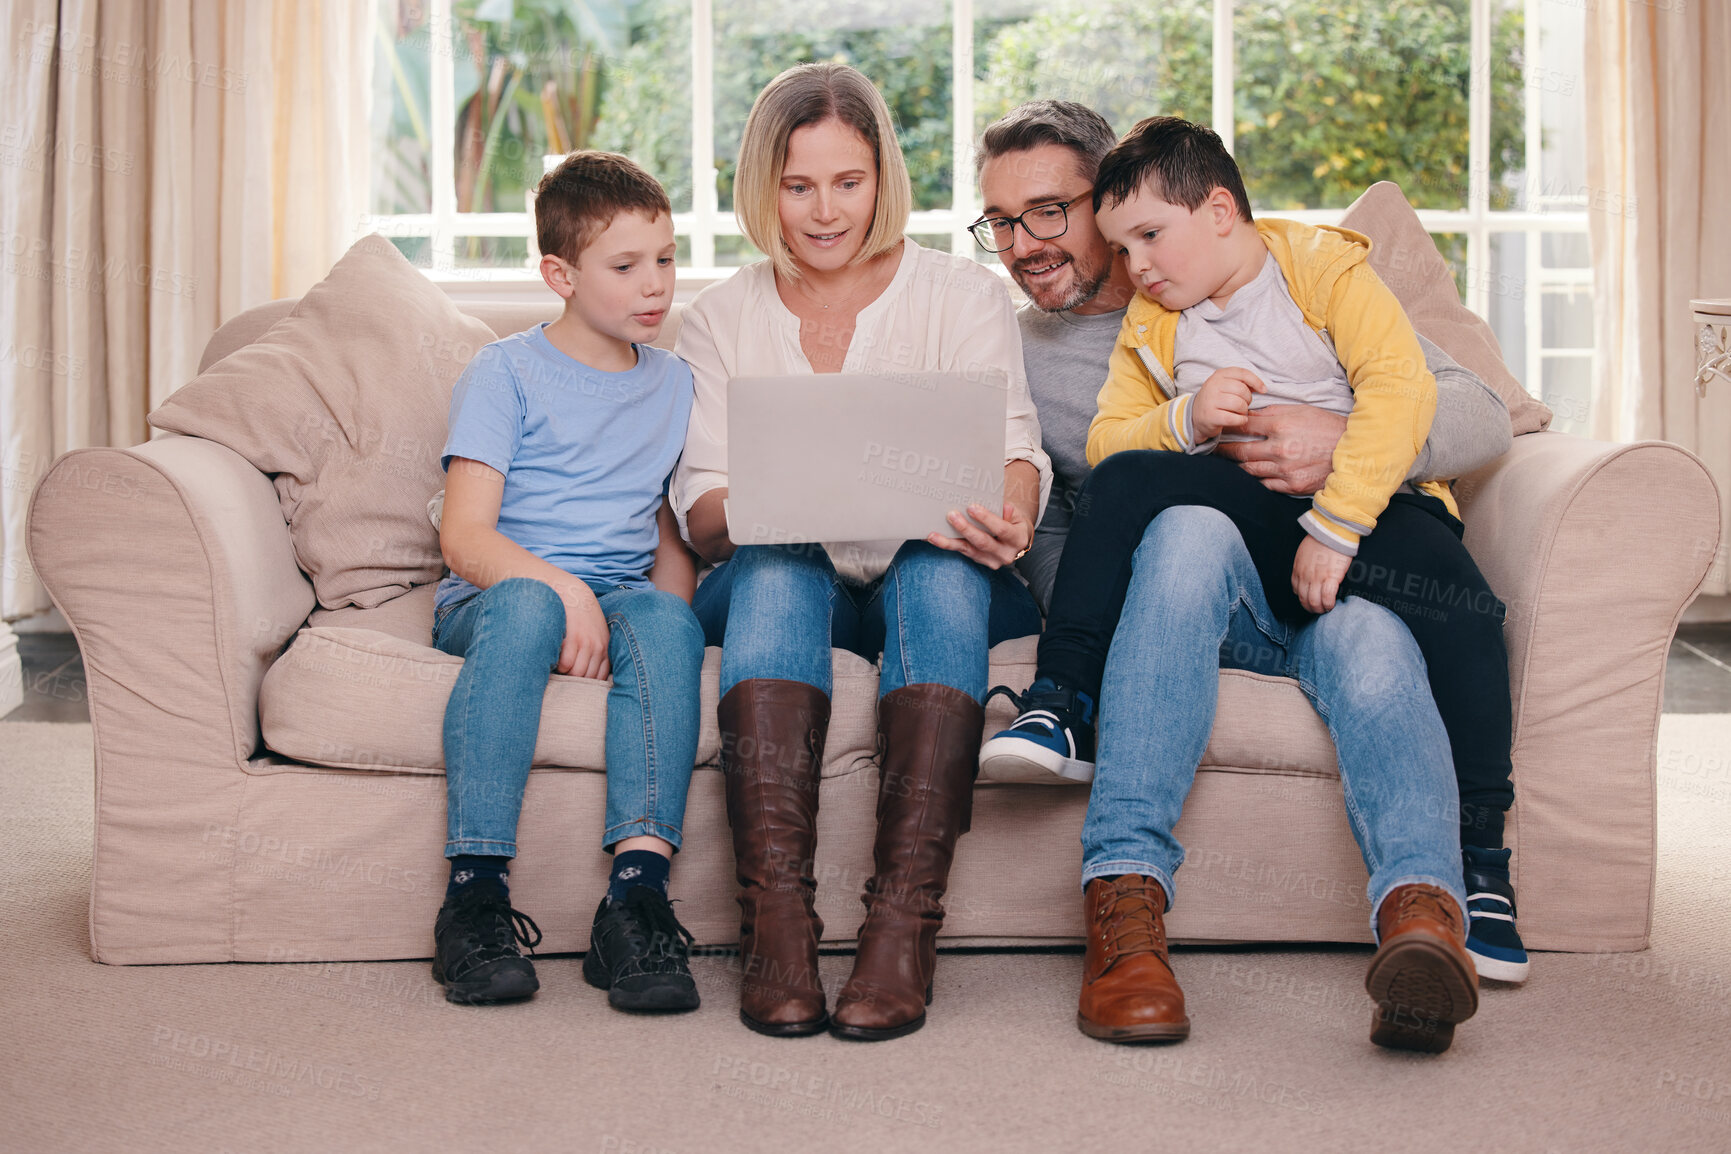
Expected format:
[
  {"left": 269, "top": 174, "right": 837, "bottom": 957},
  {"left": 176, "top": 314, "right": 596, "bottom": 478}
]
[{"left": 1015, "top": 302, "right": 1512, "bottom": 610}]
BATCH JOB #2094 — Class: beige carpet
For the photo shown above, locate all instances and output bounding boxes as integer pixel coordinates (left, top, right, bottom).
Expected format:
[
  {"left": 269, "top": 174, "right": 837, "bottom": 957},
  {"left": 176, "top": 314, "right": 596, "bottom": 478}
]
[{"left": 3, "top": 718, "right": 1729, "bottom": 1154}]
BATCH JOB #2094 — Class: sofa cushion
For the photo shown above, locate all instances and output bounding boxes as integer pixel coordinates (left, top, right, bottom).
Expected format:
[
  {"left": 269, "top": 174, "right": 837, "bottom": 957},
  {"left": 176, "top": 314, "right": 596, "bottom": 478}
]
[
  {"left": 148, "top": 234, "right": 498, "bottom": 610},
  {"left": 259, "top": 627, "right": 888, "bottom": 778},
  {"left": 1339, "top": 181, "right": 1553, "bottom": 436},
  {"left": 257, "top": 626, "right": 1339, "bottom": 783}
]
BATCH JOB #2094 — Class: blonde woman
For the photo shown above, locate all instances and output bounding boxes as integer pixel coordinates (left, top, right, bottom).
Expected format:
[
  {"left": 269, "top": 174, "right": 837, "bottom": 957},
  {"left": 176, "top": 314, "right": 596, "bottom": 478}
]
[{"left": 673, "top": 62, "right": 1051, "bottom": 1041}]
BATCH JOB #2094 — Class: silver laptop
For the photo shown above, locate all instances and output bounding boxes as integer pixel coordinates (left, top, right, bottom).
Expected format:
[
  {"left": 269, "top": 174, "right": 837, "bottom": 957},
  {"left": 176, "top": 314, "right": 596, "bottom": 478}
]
[{"left": 726, "top": 371, "right": 1008, "bottom": 547}]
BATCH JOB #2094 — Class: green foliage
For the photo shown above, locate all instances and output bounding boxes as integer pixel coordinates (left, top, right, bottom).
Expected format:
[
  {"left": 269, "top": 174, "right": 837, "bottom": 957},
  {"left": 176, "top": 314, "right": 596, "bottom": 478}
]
[
  {"left": 714, "top": 19, "right": 954, "bottom": 210},
  {"left": 388, "top": 0, "right": 1530, "bottom": 238},
  {"left": 374, "top": 0, "right": 629, "bottom": 216},
  {"left": 976, "top": 1, "right": 1213, "bottom": 138},
  {"left": 449, "top": 0, "right": 629, "bottom": 212},
  {"left": 1233, "top": 0, "right": 1524, "bottom": 210},
  {"left": 591, "top": 0, "right": 694, "bottom": 208},
  {"left": 980, "top": 0, "right": 1524, "bottom": 211},
  {"left": 374, "top": 4, "right": 435, "bottom": 213},
  {"left": 597, "top": 4, "right": 956, "bottom": 211}
]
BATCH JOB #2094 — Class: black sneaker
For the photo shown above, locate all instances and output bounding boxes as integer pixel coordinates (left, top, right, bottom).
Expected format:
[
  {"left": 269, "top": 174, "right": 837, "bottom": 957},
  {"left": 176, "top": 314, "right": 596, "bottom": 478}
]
[
  {"left": 583, "top": 885, "right": 701, "bottom": 1013},
  {"left": 979, "top": 678, "right": 1098, "bottom": 783},
  {"left": 431, "top": 881, "right": 542, "bottom": 1004},
  {"left": 1462, "top": 845, "right": 1530, "bottom": 984}
]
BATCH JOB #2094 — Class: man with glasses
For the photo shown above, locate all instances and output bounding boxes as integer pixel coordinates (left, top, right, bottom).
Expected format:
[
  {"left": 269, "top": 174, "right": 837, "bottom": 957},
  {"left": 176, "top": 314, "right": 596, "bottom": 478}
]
[
  {"left": 972, "top": 101, "right": 1510, "bottom": 613},
  {"left": 971, "top": 101, "right": 1514, "bottom": 1047}
]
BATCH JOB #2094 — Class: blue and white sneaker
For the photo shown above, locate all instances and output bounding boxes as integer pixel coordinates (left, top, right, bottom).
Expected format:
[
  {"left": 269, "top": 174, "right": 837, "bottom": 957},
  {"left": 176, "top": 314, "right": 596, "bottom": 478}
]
[
  {"left": 979, "top": 678, "right": 1097, "bottom": 784},
  {"left": 1462, "top": 844, "right": 1529, "bottom": 984}
]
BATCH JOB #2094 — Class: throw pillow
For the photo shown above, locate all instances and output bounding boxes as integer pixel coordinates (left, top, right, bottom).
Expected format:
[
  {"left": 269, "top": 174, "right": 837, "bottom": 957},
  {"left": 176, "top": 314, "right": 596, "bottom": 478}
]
[
  {"left": 149, "top": 234, "right": 497, "bottom": 609},
  {"left": 1338, "top": 181, "right": 1553, "bottom": 436}
]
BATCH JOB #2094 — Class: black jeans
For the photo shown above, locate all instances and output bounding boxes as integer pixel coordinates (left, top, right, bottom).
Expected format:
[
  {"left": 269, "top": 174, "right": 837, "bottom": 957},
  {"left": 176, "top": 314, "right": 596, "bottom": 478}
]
[{"left": 1037, "top": 450, "right": 1513, "bottom": 847}]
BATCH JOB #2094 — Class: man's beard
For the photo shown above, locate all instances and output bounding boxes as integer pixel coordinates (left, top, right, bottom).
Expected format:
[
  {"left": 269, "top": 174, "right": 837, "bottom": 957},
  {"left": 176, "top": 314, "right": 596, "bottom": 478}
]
[{"left": 1014, "top": 246, "right": 1112, "bottom": 313}]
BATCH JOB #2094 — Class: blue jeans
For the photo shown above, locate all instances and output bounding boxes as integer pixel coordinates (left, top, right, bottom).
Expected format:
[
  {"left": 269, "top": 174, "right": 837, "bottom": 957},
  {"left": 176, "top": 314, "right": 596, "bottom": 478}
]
[
  {"left": 432, "top": 576, "right": 705, "bottom": 858},
  {"left": 692, "top": 541, "right": 1044, "bottom": 702},
  {"left": 1080, "top": 507, "right": 1466, "bottom": 936}
]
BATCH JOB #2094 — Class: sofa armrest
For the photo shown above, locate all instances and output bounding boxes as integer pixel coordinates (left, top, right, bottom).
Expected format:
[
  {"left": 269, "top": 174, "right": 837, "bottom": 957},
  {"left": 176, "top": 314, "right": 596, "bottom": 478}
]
[
  {"left": 28, "top": 436, "right": 315, "bottom": 961},
  {"left": 1454, "top": 431, "right": 1720, "bottom": 950},
  {"left": 30, "top": 436, "right": 315, "bottom": 761},
  {"left": 1456, "top": 431, "right": 1720, "bottom": 718}
]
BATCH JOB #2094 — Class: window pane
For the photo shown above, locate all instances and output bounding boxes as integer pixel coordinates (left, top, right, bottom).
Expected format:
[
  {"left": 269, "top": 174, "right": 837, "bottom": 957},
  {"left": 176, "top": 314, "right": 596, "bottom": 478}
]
[
  {"left": 591, "top": 0, "right": 694, "bottom": 211},
  {"left": 964, "top": 241, "right": 1000, "bottom": 269},
  {"left": 975, "top": 0, "right": 1210, "bottom": 145},
  {"left": 1485, "top": 232, "right": 1527, "bottom": 385},
  {"left": 386, "top": 236, "right": 435, "bottom": 267},
  {"left": 1542, "top": 232, "right": 1590, "bottom": 269},
  {"left": 1486, "top": 0, "right": 1527, "bottom": 212},
  {"left": 1527, "top": 0, "right": 1588, "bottom": 214},
  {"left": 1429, "top": 232, "right": 1468, "bottom": 301},
  {"left": 1541, "top": 356, "right": 1593, "bottom": 433},
  {"left": 1233, "top": 0, "right": 1522, "bottom": 211},
  {"left": 448, "top": 0, "right": 639, "bottom": 215},
  {"left": 714, "top": 235, "right": 765, "bottom": 268},
  {"left": 454, "top": 236, "right": 531, "bottom": 269},
  {"left": 373, "top": 0, "right": 433, "bottom": 214},
  {"left": 714, "top": 1, "right": 954, "bottom": 214},
  {"left": 1542, "top": 288, "right": 1593, "bottom": 349}
]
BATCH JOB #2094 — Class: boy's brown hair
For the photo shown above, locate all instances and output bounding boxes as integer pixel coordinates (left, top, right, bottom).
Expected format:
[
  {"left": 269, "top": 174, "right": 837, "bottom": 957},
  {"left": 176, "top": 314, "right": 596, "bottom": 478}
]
[
  {"left": 1094, "top": 116, "right": 1253, "bottom": 223},
  {"left": 535, "top": 150, "right": 671, "bottom": 265}
]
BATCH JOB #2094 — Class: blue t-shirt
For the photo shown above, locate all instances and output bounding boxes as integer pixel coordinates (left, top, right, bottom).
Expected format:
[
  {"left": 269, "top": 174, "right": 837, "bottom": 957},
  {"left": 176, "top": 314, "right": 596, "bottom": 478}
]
[{"left": 434, "top": 324, "right": 694, "bottom": 611}]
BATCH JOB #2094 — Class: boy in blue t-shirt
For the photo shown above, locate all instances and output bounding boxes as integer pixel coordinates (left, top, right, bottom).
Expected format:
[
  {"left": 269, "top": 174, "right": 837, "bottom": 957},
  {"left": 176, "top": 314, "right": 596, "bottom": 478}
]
[{"left": 430, "top": 151, "right": 703, "bottom": 1010}]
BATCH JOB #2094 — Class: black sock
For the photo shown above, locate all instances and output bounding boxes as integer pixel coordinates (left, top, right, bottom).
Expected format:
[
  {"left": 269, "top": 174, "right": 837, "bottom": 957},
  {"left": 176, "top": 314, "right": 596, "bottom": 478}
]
[
  {"left": 608, "top": 849, "right": 670, "bottom": 904},
  {"left": 447, "top": 854, "right": 511, "bottom": 898}
]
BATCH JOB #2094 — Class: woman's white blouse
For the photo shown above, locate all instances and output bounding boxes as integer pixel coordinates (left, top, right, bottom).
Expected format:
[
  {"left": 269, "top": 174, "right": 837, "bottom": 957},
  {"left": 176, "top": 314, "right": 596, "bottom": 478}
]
[{"left": 672, "top": 239, "right": 1053, "bottom": 585}]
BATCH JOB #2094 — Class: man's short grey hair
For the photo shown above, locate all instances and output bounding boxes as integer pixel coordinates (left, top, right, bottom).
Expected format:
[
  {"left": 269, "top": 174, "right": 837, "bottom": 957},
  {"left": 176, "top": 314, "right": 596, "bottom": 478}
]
[{"left": 975, "top": 100, "right": 1118, "bottom": 179}]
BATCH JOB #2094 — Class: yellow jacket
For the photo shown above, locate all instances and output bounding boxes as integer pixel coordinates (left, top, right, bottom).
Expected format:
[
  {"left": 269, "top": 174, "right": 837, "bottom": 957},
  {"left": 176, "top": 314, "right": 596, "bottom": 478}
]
[{"left": 1085, "top": 218, "right": 1455, "bottom": 553}]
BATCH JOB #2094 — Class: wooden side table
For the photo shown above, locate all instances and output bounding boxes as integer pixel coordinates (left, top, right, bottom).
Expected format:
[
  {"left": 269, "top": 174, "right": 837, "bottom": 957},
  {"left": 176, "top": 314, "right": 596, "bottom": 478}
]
[{"left": 1693, "top": 298, "right": 1731, "bottom": 396}]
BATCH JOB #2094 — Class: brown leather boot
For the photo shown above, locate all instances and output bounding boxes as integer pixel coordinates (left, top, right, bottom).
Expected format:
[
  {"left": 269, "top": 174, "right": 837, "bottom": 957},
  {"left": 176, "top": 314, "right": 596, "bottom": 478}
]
[
  {"left": 829, "top": 683, "right": 983, "bottom": 1041},
  {"left": 718, "top": 679, "right": 831, "bottom": 1036},
  {"left": 1076, "top": 875, "right": 1190, "bottom": 1042},
  {"left": 1365, "top": 883, "right": 1480, "bottom": 1053}
]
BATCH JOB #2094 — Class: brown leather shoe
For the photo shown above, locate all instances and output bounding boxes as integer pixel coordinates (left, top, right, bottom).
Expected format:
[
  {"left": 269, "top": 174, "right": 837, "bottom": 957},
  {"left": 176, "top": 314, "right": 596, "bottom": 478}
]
[
  {"left": 718, "top": 679, "right": 831, "bottom": 1037},
  {"left": 1365, "top": 883, "right": 1480, "bottom": 1053},
  {"left": 1076, "top": 875, "right": 1190, "bottom": 1042},
  {"left": 830, "top": 683, "right": 983, "bottom": 1041}
]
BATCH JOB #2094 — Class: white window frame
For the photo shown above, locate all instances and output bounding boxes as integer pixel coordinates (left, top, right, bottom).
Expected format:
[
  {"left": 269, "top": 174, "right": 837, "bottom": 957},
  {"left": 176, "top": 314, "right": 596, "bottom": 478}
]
[{"left": 378, "top": 0, "right": 1589, "bottom": 389}]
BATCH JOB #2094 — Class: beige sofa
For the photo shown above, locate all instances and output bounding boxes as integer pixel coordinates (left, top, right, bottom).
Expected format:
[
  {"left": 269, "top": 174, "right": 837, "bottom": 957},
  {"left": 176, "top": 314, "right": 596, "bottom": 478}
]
[{"left": 28, "top": 264, "right": 1723, "bottom": 968}]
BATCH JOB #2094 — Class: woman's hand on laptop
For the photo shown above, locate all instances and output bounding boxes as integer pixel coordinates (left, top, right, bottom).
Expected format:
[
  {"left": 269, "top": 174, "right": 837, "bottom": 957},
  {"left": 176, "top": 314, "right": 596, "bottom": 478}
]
[
  {"left": 927, "top": 500, "right": 1035, "bottom": 571},
  {"left": 923, "top": 459, "right": 1041, "bottom": 569}
]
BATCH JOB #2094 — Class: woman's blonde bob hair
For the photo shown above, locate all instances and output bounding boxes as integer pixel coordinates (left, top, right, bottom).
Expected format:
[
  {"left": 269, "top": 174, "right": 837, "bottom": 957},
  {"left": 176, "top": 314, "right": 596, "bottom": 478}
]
[{"left": 734, "top": 62, "right": 912, "bottom": 281}]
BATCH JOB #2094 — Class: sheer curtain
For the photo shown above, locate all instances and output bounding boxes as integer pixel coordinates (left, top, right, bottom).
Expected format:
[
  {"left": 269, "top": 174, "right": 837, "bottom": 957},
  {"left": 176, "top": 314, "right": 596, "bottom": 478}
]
[
  {"left": 1585, "top": 0, "right": 1731, "bottom": 596},
  {"left": 0, "top": 0, "right": 371, "bottom": 621}
]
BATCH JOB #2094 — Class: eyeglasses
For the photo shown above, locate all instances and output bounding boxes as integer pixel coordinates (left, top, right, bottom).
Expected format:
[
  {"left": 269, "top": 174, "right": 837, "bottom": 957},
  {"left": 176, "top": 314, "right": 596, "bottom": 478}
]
[{"left": 968, "top": 193, "right": 1091, "bottom": 253}]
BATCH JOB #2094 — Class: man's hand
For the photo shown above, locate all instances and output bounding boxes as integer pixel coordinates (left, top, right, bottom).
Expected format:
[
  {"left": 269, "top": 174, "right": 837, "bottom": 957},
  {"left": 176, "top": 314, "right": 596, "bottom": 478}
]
[
  {"left": 1191, "top": 367, "right": 1267, "bottom": 442},
  {"left": 559, "top": 585, "right": 612, "bottom": 680},
  {"left": 1292, "top": 536, "right": 1352, "bottom": 615},
  {"left": 926, "top": 501, "right": 1034, "bottom": 571},
  {"left": 1216, "top": 405, "right": 1348, "bottom": 495},
  {"left": 1216, "top": 405, "right": 1347, "bottom": 495}
]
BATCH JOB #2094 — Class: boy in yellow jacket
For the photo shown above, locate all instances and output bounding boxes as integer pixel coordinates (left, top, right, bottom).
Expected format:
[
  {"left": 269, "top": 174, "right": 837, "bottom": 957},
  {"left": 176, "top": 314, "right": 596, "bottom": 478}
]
[{"left": 982, "top": 117, "right": 1527, "bottom": 1019}]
